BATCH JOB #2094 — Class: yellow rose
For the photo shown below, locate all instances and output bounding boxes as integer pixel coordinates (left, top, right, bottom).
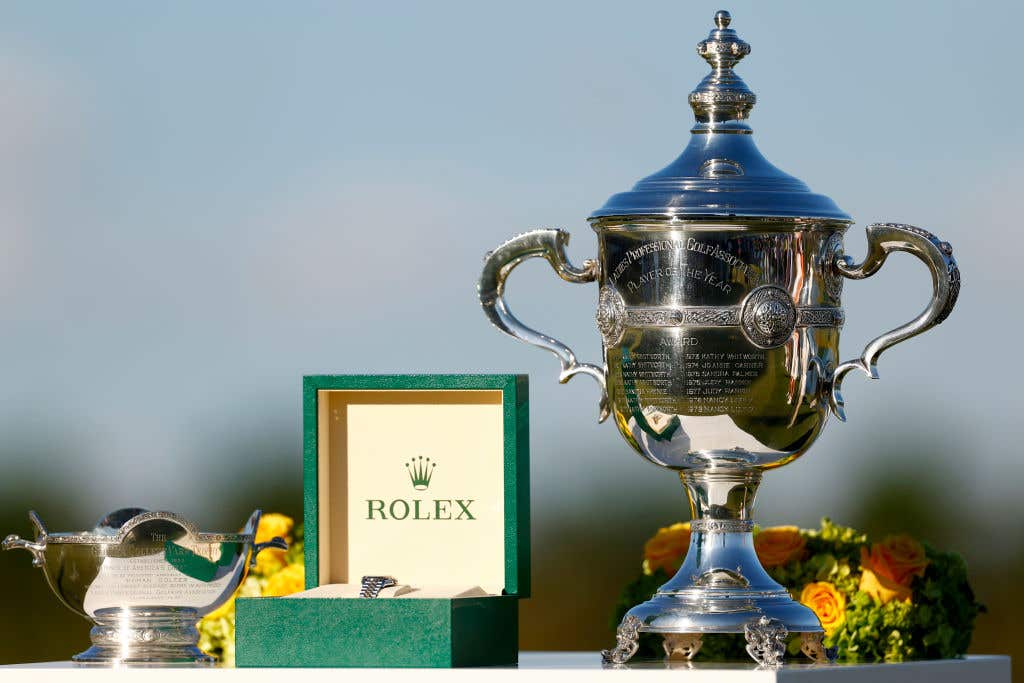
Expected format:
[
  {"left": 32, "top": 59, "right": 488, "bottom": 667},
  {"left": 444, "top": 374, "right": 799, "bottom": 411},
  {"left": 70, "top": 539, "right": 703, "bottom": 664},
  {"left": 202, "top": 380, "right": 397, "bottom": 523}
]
[
  {"left": 252, "top": 513, "right": 294, "bottom": 576},
  {"left": 754, "top": 526, "right": 806, "bottom": 567},
  {"left": 643, "top": 522, "right": 691, "bottom": 576},
  {"left": 800, "top": 582, "right": 846, "bottom": 636},
  {"left": 255, "top": 513, "right": 294, "bottom": 544},
  {"left": 265, "top": 563, "right": 305, "bottom": 597}
]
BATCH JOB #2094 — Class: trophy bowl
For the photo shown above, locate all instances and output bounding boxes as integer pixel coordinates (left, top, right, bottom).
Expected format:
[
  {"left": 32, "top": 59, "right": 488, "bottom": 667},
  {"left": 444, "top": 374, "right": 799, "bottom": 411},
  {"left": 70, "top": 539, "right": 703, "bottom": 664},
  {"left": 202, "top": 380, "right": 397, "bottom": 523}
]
[
  {"left": 479, "top": 10, "right": 959, "bottom": 667},
  {"left": 3, "top": 508, "right": 287, "bottom": 664}
]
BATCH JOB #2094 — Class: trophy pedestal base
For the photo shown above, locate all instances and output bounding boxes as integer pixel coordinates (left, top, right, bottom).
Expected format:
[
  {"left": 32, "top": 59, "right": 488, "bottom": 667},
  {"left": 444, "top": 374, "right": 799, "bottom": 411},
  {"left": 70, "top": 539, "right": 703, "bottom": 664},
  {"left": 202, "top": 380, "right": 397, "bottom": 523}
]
[
  {"left": 610, "top": 593, "right": 831, "bottom": 667},
  {"left": 625, "top": 589, "right": 823, "bottom": 635},
  {"left": 603, "top": 518, "right": 835, "bottom": 668},
  {"left": 73, "top": 607, "right": 214, "bottom": 666}
]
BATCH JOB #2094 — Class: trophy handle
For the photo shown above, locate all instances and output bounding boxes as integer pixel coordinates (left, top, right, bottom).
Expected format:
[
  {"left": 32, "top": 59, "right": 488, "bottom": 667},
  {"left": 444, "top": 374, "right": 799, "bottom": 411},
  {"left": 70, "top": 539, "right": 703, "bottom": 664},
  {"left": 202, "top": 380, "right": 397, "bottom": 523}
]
[
  {"left": 479, "top": 228, "right": 609, "bottom": 421},
  {"left": 829, "top": 223, "right": 960, "bottom": 421},
  {"left": 1, "top": 536, "right": 46, "bottom": 567},
  {"left": 29, "top": 509, "right": 48, "bottom": 539},
  {"left": 2, "top": 510, "right": 48, "bottom": 567},
  {"left": 249, "top": 536, "right": 288, "bottom": 570}
]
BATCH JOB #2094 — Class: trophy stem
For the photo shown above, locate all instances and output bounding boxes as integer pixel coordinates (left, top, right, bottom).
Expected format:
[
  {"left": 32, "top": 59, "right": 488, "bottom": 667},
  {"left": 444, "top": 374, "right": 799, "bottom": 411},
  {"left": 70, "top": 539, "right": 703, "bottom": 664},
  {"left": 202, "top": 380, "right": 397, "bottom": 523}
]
[
  {"left": 73, "top": 607, "right": 214, "bottom": 666},
  {"left": 680, "top": 468, "right": 761, "bottom": 522},
  {"left": 658, "top": 468, "right": 794, "bottom": 601}
]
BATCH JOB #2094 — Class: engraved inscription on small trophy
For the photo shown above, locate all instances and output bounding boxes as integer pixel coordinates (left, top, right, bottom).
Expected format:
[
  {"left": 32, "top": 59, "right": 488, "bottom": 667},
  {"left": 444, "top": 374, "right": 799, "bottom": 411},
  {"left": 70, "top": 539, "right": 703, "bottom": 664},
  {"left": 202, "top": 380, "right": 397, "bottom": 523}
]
[{"left": 84, "top": 551, "right": 224, "bottom": 613}]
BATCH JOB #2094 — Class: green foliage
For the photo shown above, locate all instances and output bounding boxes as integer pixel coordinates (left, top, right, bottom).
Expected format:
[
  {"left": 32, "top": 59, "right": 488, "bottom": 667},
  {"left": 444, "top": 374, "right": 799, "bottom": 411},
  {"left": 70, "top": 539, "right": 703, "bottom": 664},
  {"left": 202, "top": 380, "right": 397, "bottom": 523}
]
[{"left": 612, "top": 518, "right": 982, "bottom": 663}]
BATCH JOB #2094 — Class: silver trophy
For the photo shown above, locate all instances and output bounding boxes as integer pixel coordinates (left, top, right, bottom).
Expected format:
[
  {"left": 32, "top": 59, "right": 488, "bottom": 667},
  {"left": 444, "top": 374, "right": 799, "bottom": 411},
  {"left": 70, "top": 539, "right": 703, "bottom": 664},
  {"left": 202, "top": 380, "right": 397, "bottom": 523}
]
[
  {"left": 3, "top": 508, "right": 286, "bottom": 664},
  {"left": 479, "top": 11, "right": 959, "bottom": 666}
]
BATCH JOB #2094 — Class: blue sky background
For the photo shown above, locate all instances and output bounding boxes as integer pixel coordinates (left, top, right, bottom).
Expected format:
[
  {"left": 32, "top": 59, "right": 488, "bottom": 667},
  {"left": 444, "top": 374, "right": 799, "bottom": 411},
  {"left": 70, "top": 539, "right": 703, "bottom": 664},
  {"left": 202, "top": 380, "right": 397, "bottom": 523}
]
[{"left": 0, "top": 0, "right": 1021, "bottom": 656}]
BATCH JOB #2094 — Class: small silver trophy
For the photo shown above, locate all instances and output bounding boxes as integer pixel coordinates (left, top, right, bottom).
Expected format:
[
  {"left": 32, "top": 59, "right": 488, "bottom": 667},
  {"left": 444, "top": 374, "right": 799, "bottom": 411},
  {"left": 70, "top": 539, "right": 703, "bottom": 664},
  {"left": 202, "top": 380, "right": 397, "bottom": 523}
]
[
  {"left": 4, "top": 508, "right": 286, "bottom": 664},
  {"left": 479, "top": 10, "right": 959, "bottom": 666}
]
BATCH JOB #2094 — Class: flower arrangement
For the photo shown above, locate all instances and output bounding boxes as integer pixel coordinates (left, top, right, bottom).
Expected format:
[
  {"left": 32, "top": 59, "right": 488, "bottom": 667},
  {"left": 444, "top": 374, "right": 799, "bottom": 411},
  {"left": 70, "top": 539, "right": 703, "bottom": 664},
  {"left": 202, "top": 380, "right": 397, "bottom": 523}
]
[
  {"left": 614, "top": 519, "right": 983, "bottom": 662},
  {"left": 198, "top": 513, "right": 305, "bottom": 666}
]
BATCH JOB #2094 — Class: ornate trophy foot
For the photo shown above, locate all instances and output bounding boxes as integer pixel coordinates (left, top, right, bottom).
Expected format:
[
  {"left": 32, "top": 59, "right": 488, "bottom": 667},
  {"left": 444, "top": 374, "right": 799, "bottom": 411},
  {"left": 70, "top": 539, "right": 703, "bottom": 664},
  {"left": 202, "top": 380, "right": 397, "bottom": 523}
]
[
  {"left": 601, "top": 615, "right": 642, "bottom": 665},
  {"left": 744, "top": 616, "right": 788, "bottom": 667},
  {"left": 800, "top": 632, "right": 838, "bottom": 664},
  {"left": 663, "top": 633, "right": 703, "bottom": 661}
]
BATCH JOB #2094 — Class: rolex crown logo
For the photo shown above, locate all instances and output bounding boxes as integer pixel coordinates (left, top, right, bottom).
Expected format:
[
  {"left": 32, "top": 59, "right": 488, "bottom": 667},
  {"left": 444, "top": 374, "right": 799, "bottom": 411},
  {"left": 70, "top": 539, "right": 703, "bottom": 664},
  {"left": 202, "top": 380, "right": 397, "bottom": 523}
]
[{"left": 405, "top": 456, "right": 436, "bottom": 491}]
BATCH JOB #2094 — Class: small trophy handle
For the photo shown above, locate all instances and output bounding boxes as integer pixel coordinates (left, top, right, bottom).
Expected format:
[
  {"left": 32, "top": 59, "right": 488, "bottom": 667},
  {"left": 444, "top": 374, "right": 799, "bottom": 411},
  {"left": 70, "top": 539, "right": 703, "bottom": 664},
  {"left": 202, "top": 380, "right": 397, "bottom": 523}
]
[
  {"left": 829, "top": 223, "right": 960, "bottom": 420},
  {"left": 249, "top": 536, "right": 288, "bottom": 570},
  {"left": 2, "top": 536, "right": 46, "bottom": 568},
  {"left": 479, "top": 229, "right": 609, "bottom": 421},
  {"left": 2, "top": 510, "right": 48, "bottom": 567}
]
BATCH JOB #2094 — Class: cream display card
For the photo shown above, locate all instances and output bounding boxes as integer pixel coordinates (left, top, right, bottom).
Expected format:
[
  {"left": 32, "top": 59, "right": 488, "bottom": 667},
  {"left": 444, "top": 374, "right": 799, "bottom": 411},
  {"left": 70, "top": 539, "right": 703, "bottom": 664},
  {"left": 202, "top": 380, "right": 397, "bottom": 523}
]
[{"left": 317, "top": 390, "right": 506, "bottom": 595}]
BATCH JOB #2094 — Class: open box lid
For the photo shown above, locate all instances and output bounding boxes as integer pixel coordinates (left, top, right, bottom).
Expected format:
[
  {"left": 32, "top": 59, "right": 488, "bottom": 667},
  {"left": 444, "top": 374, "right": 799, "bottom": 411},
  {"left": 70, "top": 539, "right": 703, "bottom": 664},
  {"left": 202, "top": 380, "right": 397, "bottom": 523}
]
[{"left": 302, "top": 375, "right": 529, "bottom": 598}]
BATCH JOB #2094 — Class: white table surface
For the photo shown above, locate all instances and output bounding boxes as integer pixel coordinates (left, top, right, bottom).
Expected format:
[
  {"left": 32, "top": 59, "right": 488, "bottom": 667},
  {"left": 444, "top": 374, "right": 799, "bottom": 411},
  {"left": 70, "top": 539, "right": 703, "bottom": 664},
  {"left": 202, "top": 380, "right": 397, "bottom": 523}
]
[{"left": 0, "top": 652, "right": 1011, "bottom": 682}]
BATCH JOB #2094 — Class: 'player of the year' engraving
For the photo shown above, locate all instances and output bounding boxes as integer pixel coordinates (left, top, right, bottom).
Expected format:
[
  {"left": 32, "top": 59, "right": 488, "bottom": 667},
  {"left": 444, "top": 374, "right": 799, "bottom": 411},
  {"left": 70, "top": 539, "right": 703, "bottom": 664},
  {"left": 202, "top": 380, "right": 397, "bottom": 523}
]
[{"left": 609, "top": 238, "right": 756, "bottom": 296}]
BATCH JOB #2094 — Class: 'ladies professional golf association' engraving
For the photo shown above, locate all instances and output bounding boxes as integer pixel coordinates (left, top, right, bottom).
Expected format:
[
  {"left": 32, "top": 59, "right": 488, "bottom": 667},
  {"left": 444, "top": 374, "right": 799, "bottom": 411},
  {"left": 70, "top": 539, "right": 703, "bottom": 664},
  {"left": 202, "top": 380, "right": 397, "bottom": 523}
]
[{"left": 479, "top": 10, "right": 959, "bottom": 666}]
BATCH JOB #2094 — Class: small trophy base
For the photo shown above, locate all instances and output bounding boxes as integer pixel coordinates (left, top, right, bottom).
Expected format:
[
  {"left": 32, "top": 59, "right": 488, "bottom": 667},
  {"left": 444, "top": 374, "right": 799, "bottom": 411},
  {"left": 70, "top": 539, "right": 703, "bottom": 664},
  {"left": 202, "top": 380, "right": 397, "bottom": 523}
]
[{"left": 72, "top": 607, "right": 214, "bottom": 666}]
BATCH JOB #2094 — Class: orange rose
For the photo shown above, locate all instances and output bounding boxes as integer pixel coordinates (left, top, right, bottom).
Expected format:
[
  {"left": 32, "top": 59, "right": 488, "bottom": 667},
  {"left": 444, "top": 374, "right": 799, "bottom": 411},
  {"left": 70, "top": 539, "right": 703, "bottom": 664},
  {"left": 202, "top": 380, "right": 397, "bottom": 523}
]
[
  {"left": 858, "top": 534, "right": 928, "bottom": 604},
  {"left": 755, "top": 526, "right": 806, "bottom": 567},
  {"left": 856, "top": 532, "right": 929, "bottom": 602},
  {"left": 870, "top": 535, "right": 930, "bottom": 585},
  {"left": 800, "top": 582, "right": 846, "bottom": 636},
  {"left": 643, "top": 522, "right": 691, "bottom": 576},
  {"left": 859, "top": 561, "right": 912, "bottom": 604}
]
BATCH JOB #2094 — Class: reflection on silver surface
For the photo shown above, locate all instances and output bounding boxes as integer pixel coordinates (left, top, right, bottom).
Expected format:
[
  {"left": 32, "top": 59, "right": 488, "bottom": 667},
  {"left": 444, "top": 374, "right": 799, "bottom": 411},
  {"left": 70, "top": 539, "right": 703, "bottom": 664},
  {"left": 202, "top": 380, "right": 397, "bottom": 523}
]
[
  {"left": 3, "top": 508, "right": 286, "bottom": 665},
  {"left": 479, "top": 10, "right": 959, "bottom": 665}
]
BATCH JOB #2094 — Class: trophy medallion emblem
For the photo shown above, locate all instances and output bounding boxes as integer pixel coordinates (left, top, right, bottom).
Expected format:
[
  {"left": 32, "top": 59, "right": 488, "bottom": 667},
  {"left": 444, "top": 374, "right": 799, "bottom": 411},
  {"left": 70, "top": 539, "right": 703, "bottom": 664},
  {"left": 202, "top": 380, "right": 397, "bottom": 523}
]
[
  {"left": 479, "top": 10, "right": 960, "bottom": 666},
  {"left": 740, "top": 285, "right": 797, "bottom": 349},
  {"left": 596, "top": 286, "right": 627, "bottom": 346}
]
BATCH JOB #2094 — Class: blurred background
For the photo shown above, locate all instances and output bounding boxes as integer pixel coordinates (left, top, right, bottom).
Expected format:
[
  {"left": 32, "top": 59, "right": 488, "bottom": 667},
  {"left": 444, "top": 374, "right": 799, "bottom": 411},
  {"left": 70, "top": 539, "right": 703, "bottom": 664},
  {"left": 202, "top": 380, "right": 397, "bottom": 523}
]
[{"left": 0, "top": 0, "right": 1020, "bottom": 673}]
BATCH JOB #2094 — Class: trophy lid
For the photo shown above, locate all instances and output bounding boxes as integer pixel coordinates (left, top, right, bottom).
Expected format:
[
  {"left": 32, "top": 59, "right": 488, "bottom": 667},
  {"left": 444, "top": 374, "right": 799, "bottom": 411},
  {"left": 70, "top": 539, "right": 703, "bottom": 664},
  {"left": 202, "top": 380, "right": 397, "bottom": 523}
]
[{"left": 590, "top": 10, "right": 851, "bottom": 222}]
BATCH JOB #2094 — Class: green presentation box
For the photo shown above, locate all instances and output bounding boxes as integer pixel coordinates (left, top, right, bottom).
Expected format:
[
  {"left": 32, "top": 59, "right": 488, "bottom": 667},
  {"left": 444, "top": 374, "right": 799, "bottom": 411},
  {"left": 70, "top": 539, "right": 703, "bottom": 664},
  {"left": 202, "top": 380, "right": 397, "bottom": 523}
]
[{"left": 236, "top": 374, "right": 529, "bottom": 668}]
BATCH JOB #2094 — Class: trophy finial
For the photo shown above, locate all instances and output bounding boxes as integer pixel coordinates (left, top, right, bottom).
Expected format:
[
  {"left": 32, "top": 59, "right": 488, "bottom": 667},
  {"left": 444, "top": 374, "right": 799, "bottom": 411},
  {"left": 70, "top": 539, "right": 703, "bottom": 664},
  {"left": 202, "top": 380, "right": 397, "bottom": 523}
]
[{"left": 690, "top": 9, "right": 756, "bottom": 124}]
